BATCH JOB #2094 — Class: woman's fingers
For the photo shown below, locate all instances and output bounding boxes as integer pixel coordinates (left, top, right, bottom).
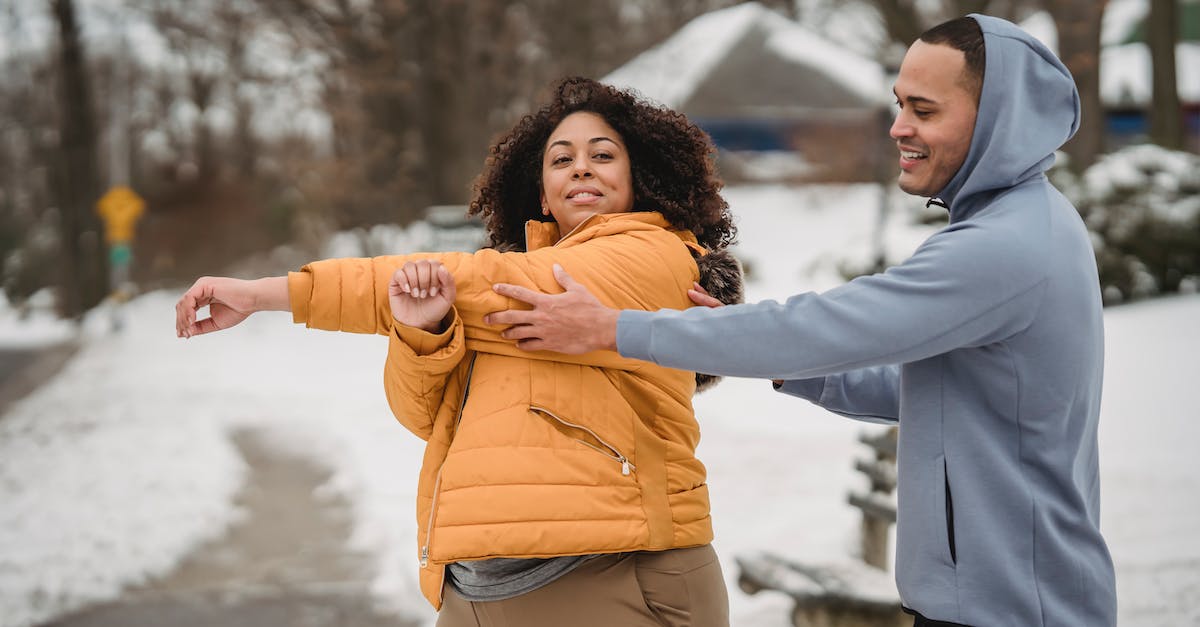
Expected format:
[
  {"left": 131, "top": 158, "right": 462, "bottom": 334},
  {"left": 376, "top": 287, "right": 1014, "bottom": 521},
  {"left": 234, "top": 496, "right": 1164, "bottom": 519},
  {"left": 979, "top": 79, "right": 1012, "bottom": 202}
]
[
  {"left": 436, "top": 264, "right": 456, "bottom": 302},
  {"left": 397, "top": 260, "right": 452, "bottom": 300}
]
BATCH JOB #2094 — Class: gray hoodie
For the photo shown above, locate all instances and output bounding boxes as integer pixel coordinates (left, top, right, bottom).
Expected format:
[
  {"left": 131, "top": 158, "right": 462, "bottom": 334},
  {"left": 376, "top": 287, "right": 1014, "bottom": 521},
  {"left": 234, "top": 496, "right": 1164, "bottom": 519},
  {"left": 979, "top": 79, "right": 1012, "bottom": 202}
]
[{"left": 616, "top": 14, "right": 1116, "bottom": 626}]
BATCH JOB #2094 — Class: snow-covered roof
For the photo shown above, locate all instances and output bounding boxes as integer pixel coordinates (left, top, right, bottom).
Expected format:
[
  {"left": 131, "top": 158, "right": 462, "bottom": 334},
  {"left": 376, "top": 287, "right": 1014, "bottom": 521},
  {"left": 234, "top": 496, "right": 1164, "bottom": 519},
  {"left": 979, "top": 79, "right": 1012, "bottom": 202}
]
[
  {"left": 603, "top": 2, "right": 888, "bottom": 112},
  {"left": 602, "top": 3, "right": 763, "bottom": 109}
]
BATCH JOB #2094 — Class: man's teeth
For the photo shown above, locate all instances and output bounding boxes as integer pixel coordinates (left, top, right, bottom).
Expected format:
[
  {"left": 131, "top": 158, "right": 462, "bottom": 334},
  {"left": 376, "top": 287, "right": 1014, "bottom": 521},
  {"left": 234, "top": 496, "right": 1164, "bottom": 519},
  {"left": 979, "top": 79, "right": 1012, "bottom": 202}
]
[{"left": 902, "top": 151, "right": 926, "bottom": 159}]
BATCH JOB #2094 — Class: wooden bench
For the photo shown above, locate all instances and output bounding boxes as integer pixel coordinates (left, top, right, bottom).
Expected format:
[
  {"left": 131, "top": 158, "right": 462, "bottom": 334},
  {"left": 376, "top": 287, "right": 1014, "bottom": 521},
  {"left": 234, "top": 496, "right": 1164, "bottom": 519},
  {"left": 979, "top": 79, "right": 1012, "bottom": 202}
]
[
  {"left": 735, "top": 426, "right": 906, "bottom": 626},
  {"left": 736, "top": 552, "right": 906, "bottom": 627},
  {"left": 847, "top": 427, "right": 897, "bottom": 569}
]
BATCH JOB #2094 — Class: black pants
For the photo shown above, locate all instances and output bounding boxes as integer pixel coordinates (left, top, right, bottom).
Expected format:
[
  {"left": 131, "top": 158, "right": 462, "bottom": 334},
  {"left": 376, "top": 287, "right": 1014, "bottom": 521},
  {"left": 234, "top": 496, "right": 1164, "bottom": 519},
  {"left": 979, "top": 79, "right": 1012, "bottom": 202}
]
[{"left": 904, "top": 607, "right": 972, "bottom": 627}]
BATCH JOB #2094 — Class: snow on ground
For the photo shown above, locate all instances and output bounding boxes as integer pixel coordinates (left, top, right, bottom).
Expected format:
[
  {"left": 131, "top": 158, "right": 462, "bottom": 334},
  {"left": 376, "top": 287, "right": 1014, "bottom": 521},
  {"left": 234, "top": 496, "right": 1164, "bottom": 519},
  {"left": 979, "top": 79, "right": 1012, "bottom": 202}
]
[
  {"left": 0, "top": 184, "right": 1197, "bottom": 626},
  {"left": 0, "top": 292, "right": 76, "bottom": 349}
]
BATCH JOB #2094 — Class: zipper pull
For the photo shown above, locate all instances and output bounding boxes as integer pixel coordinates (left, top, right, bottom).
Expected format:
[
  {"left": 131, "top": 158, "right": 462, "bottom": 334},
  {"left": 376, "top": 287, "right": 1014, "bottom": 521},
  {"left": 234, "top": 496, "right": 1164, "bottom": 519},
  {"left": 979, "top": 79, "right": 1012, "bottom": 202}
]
[
  {"left": 420, "top": 547, "right": 429, "bottom": 568},
  {"left": 621, "top": 459, "right": 631, "bottom": 475}
]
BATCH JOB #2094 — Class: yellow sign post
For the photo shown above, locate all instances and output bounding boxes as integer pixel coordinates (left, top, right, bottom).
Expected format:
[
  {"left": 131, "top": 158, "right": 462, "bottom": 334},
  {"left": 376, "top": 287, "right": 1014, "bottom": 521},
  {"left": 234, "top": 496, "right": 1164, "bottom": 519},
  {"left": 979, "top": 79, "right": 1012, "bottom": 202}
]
[{"left": 95, "top": 185, "right": 145, "bottom": 301}]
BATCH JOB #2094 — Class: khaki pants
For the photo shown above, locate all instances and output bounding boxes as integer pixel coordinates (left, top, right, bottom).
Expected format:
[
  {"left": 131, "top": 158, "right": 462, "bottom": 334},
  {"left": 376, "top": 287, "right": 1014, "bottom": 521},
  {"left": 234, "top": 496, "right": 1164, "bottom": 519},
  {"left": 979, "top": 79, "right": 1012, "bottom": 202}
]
[{"left": 437, "top": 544, "right": 729, "bottom": 627}]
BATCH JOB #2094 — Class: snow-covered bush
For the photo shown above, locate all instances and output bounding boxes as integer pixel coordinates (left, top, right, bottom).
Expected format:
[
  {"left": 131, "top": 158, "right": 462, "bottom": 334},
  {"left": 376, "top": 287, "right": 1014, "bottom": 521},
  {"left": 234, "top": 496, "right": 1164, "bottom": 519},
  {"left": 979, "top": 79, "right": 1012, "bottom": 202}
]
[{"left": 1051, "top": 145, "right": 1200, "bottom": 305}]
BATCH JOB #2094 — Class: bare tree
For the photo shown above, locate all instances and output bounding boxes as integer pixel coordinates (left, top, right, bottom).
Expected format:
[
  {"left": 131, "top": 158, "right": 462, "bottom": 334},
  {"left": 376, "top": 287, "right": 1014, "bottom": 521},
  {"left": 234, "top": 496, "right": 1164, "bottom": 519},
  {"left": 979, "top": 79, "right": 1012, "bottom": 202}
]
[
  {"left": 864, "top": 0, "right": 1039, "bottom": 52},
  {"left": 1148, "top": 0, "right": 1182, "bottom": 150},
  {"left": 50, "top": 0, "right": 107, "bottom": 318},
  {"left": 1045, "top": 0, "right": 1108, "bottom": 171}
]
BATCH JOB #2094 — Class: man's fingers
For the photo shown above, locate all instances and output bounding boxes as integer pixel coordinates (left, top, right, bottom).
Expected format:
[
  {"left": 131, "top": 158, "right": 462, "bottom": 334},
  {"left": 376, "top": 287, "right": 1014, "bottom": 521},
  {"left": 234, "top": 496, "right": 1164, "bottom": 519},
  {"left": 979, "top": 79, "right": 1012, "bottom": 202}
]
[
  {"left": 514, "top": 338, "right": 544, "bottom": 352},
  {"left": 485, "top": 309, "right": 535, "bottom": 327},
  {"left": 499, "top": 324, "right": 543, "bottom": 341},
  {"left": 492, "top": 282, "right": 543, "bottom": 306},
  {"left": 552, "top": 264, "right": 581, "bottom": 291},
  {"left": 688, "top": 288, "right": 723, "bottom": 308}
]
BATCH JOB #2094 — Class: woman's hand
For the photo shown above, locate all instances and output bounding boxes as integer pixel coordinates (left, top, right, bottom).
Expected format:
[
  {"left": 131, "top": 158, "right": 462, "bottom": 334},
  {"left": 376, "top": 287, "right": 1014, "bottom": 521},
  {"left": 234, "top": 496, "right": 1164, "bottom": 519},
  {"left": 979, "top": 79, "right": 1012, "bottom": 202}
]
[
  {"left": 176, "top": 276, "right": 287, "bottom": 338},
  {"left": 389, "top": 260, "right": 456, "bottom": 333}
]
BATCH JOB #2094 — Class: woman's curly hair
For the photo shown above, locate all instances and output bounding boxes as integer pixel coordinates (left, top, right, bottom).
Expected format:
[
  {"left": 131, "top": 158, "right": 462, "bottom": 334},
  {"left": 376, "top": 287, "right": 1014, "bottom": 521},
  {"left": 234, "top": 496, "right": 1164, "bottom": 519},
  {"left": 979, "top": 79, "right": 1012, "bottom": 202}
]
[{"left": 469, "top": 77, "right": 736, "bottom": 252}]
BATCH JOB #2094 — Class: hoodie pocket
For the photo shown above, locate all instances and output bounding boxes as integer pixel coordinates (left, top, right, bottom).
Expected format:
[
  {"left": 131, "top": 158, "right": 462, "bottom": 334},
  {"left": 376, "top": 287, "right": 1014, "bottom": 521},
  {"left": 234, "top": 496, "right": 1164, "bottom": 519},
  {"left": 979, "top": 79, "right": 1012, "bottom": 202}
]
[
  {"left": 943, "top": 457, "right": 957, "bottom": 565},
  {"left": 530, "top": 405, "right": 636, "bottom": 476}
]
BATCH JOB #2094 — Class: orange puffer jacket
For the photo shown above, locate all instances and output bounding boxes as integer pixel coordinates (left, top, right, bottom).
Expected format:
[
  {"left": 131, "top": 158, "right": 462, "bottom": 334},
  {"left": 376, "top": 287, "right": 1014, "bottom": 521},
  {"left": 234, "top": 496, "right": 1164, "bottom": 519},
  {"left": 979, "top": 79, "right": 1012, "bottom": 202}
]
[{"left": 288, "top": 212, "right": 713, "bottom": 609}]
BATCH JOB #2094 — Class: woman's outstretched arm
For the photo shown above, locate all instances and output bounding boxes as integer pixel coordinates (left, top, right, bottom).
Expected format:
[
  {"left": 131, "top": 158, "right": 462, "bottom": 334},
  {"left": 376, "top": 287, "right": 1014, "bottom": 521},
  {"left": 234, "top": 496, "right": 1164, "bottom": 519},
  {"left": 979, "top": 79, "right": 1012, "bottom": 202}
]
[{"left": 175, "top": 276, "right": 288, "bottom": 338}]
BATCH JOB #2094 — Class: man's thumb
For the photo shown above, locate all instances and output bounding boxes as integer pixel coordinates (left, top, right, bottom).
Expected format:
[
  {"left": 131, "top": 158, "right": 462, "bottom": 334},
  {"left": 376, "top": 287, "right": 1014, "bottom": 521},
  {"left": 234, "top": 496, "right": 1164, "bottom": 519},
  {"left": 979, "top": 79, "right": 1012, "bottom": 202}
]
[{"left": 552, "top": 264, "right": 579, "bottom": 291}]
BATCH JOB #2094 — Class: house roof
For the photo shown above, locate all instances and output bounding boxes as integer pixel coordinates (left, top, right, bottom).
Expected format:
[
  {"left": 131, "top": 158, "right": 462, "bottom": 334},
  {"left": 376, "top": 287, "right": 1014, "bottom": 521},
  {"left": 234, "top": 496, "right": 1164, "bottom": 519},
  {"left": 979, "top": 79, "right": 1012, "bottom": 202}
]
[{"left": 603, "top": 2, "right": 888, "bottom": 118}]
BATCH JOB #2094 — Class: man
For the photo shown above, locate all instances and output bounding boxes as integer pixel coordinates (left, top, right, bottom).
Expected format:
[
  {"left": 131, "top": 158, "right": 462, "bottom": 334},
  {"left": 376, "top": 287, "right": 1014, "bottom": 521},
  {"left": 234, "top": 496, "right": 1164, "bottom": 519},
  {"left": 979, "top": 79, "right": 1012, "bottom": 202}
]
[{"left": 484, "top": 15, "right": 1117, "bottom": 627}]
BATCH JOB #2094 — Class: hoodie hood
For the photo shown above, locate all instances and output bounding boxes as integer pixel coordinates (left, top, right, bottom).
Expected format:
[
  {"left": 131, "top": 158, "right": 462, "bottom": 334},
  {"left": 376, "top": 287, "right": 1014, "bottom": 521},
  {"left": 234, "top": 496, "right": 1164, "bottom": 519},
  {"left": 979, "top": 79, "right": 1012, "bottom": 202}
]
[{"left": 938, "top": 14, "right": 1080, "bottom": 221}]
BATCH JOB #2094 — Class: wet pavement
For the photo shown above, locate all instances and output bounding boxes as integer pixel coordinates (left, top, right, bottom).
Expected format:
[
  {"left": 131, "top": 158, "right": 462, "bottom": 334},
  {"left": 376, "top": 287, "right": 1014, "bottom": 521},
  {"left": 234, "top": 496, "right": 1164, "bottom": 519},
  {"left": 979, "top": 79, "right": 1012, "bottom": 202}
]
[
  {"left": 41, "top": 429, "right": 420, "bottom": 627},
  {"left": 0, "top": 342, "right": 78, "bottom": 417}
]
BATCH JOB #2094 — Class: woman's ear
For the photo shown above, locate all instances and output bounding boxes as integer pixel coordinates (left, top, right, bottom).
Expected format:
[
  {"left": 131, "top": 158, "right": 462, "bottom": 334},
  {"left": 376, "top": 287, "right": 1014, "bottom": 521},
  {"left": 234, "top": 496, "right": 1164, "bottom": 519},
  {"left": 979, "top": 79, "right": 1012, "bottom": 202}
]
[{"left": 540, "top": 190, "right": 549, "bottom": 215}]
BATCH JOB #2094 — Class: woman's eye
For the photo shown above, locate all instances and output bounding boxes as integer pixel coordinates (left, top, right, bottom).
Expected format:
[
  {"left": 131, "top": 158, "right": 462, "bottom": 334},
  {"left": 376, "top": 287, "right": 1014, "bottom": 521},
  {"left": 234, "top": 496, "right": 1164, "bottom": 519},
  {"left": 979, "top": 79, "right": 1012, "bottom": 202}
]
[
  {"left": 552, "top": 155, "right": 571, "bottom": 165},
  {"left": 593, "top": 152, "right": 613, "bottom": 161},
  {"left": 915, "top": 110, "right": 932, "bottom": 119}
]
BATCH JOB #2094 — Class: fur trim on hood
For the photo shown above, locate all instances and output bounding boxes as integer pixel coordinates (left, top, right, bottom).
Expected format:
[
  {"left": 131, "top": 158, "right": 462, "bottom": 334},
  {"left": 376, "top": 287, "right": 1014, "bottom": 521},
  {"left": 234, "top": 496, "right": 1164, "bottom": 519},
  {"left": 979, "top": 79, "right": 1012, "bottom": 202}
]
[{"left": 693, "top": 248, "right": 745, "bottom": 393}]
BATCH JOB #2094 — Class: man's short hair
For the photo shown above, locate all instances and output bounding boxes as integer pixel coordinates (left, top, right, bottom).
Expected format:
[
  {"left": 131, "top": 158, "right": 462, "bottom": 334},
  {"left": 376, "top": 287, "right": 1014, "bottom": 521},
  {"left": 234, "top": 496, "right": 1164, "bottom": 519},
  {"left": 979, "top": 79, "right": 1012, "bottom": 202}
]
[{"left": 919, "top": 17, "right": 985, "bottom": 103}]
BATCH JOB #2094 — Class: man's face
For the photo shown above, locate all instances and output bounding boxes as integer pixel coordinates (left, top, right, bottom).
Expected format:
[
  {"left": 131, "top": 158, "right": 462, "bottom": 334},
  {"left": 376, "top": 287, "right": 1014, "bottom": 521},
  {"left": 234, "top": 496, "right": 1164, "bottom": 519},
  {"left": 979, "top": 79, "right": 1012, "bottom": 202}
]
[{"left": 890, "top": 40, "right": 978, "bottom": 198}]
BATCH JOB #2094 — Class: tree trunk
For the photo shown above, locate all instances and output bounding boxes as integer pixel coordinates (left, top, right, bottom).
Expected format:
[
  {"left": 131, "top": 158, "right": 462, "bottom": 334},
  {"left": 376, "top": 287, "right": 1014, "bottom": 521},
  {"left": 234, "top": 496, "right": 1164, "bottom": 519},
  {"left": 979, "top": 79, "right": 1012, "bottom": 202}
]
[
  {"left": 412, "top": 0, "right": 470, "bottom": 206},
  {"left": 1046, "top": 0, "right": 1108, "bottom": 172},
  {"left": 1148, "top": 0, "right": 1182, "bottom": 149},
  {"left": 873, "top": 0, "right": 925, "bottom": 49},
  {"left": 50, "top": 0, "right": 107, "bottom": 319}
]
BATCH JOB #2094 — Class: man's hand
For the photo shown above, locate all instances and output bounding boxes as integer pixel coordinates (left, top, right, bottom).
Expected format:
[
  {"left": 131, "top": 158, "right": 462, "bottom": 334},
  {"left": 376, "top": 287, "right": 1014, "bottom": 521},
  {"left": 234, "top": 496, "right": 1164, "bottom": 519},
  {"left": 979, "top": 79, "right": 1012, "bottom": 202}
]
[
  {"left": 176, "top": 276, "right": 287, "bottom": 338},
  {"left": 486, "top": 264, "right": 619, "bottom": 354},
  {"left": 389, "top": 260, "right": 456, "bottom": 333},
  {"left": 688, "top": 282, "right": 723, "bottom": 308}
]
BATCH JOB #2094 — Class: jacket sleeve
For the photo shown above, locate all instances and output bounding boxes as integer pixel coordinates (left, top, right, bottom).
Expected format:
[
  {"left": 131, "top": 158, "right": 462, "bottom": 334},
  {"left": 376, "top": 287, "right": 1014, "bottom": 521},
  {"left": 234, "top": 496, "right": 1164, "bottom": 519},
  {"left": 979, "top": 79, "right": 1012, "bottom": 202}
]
[
  {"left": 616, "top": 219, "right": 1048, "bottom": 379},
  {"left": 775, "top": 365, "right": 900, "bottom": 425},
  {"left": 289, "top": 228, "right": 698, "bottom": 372},
  {"left": 383, "top": 308, "right": 466, "bottom": 440}
]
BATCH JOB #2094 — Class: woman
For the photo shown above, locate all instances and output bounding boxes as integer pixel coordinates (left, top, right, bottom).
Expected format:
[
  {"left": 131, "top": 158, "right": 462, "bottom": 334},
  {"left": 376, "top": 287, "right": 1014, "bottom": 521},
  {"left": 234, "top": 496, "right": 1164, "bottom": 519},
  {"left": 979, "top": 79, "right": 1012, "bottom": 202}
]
[{"left": 175, "top": 77, "right": 742, "bottom": 626}]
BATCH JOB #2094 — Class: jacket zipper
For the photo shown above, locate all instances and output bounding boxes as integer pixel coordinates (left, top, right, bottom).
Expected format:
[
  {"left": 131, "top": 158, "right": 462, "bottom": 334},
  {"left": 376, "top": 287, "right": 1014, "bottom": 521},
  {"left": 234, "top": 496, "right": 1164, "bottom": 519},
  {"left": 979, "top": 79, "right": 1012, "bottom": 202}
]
[
  {"left": 529, "top": 405, "right": 636, "bottom": 476},
  {"left": 420, "top": 356, "right": 477, "bottom": 568}
]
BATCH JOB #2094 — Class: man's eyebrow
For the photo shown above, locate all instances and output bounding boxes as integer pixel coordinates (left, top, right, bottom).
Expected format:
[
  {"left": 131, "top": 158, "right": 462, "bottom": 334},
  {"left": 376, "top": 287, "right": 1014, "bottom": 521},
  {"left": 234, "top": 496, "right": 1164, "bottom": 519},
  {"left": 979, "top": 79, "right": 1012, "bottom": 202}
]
[{"left": 892, "top": 88, "right": 939, "bottom": 106}]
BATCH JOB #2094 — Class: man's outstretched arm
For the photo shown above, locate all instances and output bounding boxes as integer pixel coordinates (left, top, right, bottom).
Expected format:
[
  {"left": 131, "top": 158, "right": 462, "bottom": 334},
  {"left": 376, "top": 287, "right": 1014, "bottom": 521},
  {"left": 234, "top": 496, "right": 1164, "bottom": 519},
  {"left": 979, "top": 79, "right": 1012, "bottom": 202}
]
[
  {"left": 486, "top": 264, "right": 619, "bottom": 354},
  {"left": 490, "top": 221, "right": 1049, "bottom": 382}
]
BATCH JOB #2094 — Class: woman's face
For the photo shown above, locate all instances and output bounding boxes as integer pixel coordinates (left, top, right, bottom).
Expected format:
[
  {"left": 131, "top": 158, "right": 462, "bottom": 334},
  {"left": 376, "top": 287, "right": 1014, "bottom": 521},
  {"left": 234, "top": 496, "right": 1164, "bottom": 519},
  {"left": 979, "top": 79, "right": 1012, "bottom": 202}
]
[{"left": 541, "top": 111, "right": 634, "bottom": 236}]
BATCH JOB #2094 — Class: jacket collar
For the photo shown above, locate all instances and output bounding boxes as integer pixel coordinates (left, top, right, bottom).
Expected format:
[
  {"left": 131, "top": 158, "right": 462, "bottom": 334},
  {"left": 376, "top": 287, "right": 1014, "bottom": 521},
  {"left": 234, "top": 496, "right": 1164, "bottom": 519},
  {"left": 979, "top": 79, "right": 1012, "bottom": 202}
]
[{"left": 523, "top": 211, "right": 704, "bottom": 255}]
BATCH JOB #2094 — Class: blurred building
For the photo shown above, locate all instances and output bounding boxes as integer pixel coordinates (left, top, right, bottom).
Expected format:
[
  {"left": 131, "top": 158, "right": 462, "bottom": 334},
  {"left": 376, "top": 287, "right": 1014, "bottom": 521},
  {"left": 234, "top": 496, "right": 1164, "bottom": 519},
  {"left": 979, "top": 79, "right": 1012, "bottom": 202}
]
[
  {"left": 603, "top": 2, "right": 891, "bottom": 184},
  {"left": 1101, "top": 1, "right": 1200, "bottom": 151}
]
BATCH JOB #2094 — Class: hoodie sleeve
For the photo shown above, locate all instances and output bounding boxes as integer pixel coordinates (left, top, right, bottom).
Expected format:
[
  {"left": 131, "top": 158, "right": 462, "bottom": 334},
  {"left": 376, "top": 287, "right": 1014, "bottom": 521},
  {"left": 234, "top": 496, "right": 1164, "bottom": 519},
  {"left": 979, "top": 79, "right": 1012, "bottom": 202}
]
[
  {"left": 617, "top": 218, "right": 1047, "bottom": 380},
  {"left": 776, "top": 365, "right": 900, "bottom": 425}
]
